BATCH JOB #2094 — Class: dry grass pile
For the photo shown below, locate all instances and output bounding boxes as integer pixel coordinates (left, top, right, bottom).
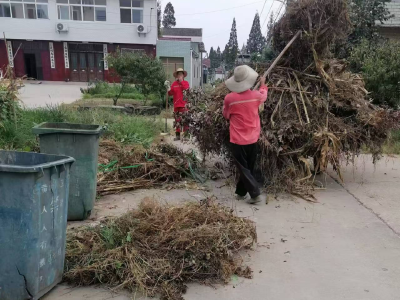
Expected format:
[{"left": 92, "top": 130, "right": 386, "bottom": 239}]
[
  {"left": 64, "top": 198, "right": 256, "bottom": 300},
  {"left": 186, "top": 0, "right": 396, "bottom": 197},
  {"left": 97, "top": 140, "right": 203, "bottom": 195}
]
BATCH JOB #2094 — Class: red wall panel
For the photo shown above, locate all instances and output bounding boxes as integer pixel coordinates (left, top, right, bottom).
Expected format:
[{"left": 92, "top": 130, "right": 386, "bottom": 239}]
[
  {"left": 13, "top": 48, "right": 25, "bottom": 78},
  {"left": 0, "top": 41, "right": 9, "bottom": 74},
  {"left": 41, "top": 50, "right": 51, "bottom": 81}
]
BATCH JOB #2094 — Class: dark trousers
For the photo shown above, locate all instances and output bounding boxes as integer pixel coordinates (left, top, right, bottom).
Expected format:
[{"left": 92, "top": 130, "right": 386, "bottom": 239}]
[{"left": 230, "top": 142, "right": 260, "bottom": 199}]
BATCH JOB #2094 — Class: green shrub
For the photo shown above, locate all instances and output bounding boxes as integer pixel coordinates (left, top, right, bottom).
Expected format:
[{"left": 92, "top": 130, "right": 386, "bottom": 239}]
[{"left": 350, "top": 39, "right": 400, "bottom": 108}]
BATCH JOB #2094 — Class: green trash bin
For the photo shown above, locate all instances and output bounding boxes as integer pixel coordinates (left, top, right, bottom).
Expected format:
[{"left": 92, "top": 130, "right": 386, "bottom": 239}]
[
  {"left": 0, "top": 150, "right": 74, "bottom": 300},
  {"left": 33, "top": 122, "right": 102, "bottom": 221}
]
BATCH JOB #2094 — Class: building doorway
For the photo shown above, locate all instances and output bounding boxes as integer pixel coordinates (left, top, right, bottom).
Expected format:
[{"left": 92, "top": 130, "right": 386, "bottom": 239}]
[
  {"left": 24, "top": 53, "right": 38, "bottom": 79},
  {"left": 69, "top": 43, "right": 104, "bottom": 82}
]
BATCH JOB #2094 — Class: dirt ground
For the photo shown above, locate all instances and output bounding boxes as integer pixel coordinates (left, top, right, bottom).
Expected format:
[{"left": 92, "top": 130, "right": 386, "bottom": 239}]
[{"left": 43, "top": 141, "right": 400, "bottom": 300}]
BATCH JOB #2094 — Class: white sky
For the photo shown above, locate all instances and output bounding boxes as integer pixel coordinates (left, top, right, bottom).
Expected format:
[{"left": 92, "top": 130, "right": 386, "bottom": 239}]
[{"left": 161, "top": 0, "right": 285, "bottom": 53}]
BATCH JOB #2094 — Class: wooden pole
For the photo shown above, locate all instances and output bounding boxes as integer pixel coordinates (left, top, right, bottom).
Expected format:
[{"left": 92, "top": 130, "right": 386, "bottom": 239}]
[
  {"left": 254, "top": 30, "right": 302, "bottom": 90},
  {"left": 165, "top": 91, "right": 168, "bottom": 133}
]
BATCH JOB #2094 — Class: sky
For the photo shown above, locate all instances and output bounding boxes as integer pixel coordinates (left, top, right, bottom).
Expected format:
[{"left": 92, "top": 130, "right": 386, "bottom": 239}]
[{"left": 161, "top": 0, "right": 286, "bottom": 54}]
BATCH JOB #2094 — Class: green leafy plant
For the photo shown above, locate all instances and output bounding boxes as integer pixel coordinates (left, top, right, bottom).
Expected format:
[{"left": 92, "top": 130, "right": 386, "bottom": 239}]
[
  {"left": 350, "top": 39, "right": 400, "bottom": 108},
  {"left": 107, "top": 52, "right": 166, "bottom": 106}
]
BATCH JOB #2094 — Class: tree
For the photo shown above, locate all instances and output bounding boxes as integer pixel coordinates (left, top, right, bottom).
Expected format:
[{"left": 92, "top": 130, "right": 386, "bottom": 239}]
[
  {"left": 348, "top": 0, "right": 392, "bottom": 44},
  {"left": 335, "top": 0, "right": 392, "bottom": 58},
  {"left": 266, "top": 11, "right": 275, "bottom": 43},
  {"left": 210, "top": 47, "right": 220, "bottom": 69},
  {"left": 350, "top": 39, "right": 400, "bottom": 108},
  {"left": 216, "top": 46, "right": 222, "bottom": 65},
  {"left": 157, "top": 1, "right": 162, "bottom": 36},
  {"left": 107, "top": 53, "right": 166, "bottom": 106},
  {"left": 247, "top": 13, "right": 266, "bottom": 55},
  {"left": 224, "top": 18, "right": 239, "bottom": 69},
  {"left": 240, "top": 43, "right": 247, "bottom": 54},
  {"left": 162, "top": 2, "right": 176, "bottom": 28}
]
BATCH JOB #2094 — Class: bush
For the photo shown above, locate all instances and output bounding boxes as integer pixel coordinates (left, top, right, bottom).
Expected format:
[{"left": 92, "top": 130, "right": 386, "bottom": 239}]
[
  {"left": 350, "top": 39, "right": 400, "bottom": 108},
  {"left": 107, "top": 53, "right": 167, "bottom": 106}
]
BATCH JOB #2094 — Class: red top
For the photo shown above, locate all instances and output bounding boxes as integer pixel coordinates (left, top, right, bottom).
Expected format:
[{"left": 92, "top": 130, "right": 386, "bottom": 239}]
[
  {"left": 223, "top": 86, "right": 268, "bottom": 145},
  {"left": 168, "top": 80, "right": 190, "bottom": 108}
]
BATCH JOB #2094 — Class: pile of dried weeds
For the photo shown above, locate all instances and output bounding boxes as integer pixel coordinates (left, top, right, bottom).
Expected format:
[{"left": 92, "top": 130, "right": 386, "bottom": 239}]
[
  {"left": 186, "top": 0, "right": 395, "bottom": 197},
  {"left": 64, "top": 198, "right": 256, "bottom": 300},
  {"left": 97, "top": 140, "right": 203, "bottom": 195}
]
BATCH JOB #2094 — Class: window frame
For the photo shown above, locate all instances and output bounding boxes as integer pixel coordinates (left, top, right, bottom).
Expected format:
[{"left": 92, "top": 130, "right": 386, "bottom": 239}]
[
  {"left": 0, "top": 0, "right": 49, "bottom": 20},
  {"left": 56, "top": 0, "right": 107, "bottom": 22},
  {"left": 119, "top": 0, "right": 144, "bottom": 24}
]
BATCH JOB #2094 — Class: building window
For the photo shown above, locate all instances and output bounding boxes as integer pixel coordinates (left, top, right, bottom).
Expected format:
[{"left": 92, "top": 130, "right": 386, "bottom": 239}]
[
  {"left": 0, "top": 0, "right": 48, "bottom": 19},
  {"left": 56, "top": 0, "right": 107, "bottom": 21},
  {"left": 121, "top": 48, "right": 145, "bottom": 55},
  {"left": 161, "top": 57, "right": 184, "bottom": 82},
  {"left": 120, "top": 0, "right": 143, "bottom": 24}
]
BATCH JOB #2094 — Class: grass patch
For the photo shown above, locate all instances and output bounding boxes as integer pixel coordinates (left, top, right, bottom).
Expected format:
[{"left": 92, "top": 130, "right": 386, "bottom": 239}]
[
  {"left": 80, "top": 82, "right": 161, "bottom": 105},
  {"left": 383, "top": 130, "right": 400, "bottom": 155},
  {"left": 0, "top": 105, "right": 164, "bottom": 151}
]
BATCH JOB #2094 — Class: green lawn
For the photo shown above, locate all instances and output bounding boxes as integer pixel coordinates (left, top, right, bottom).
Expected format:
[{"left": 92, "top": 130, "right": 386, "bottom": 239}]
[{"left": 0, "top": 106, "right": 165, "bottom": 151}]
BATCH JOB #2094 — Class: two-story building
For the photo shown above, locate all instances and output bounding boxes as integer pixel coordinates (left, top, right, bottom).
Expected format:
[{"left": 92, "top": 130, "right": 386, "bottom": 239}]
[{"left": 0, "top": 0, "right": 157, "bottom": 82}]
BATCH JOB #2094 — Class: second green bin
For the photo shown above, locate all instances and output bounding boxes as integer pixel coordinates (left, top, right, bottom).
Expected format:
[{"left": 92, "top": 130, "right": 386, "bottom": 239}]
[{"left": 33, "top": 122, "right": 102, "bottom": 221}]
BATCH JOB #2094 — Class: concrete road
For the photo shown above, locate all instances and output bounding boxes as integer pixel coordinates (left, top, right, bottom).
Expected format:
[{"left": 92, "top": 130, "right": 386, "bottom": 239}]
[
  {"left": 43, "top": 155, "right": 400, "bottom": 300},
  {"left": 18, "top": 81, "right": 86, "bottom": 108}
]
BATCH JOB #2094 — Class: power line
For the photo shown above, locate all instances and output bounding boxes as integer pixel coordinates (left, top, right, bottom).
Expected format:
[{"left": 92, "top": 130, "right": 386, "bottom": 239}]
[
  {"left": 264, "top": 0, "right": 286, "bottom": 36},
  {"left": 259, "top": 0, "right": 268, "bottom": 17},
  {"left": 261, "top": 0, "right": 276, "bottom": 29}
]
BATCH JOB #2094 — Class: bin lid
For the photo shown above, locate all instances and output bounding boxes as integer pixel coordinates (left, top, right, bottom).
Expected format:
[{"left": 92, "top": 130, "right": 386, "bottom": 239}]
[
  {"left": 0, "top": 150, "right": 75, "bottom": 173},
  {"left": 32, "top": 122, "right": 102, "bottom": 135}
]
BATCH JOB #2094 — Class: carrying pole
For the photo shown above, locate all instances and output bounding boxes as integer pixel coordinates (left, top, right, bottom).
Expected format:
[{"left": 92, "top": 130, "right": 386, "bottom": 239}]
[{"left": 254, "top": 30, "right": 302, "bottom": 90}]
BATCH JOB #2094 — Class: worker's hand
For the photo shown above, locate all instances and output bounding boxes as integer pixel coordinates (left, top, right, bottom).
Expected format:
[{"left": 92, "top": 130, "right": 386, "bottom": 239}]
[
  {"left": 260, "top": 76, "right": 267, "bottom": 87},
  {"left": 164, "top": 80, "right": 171, "bottom": 91}
]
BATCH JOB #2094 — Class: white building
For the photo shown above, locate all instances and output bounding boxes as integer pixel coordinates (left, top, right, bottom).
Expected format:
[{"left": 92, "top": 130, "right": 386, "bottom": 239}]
[{"left": 0, "top": 0, "right": 157, "bottom": 82}]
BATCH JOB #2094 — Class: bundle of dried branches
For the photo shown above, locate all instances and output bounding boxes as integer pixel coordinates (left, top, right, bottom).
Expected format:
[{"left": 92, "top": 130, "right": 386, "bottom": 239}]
[
  {"left": 185, "top": 0, "right": 395, "bottom": 197},
  {"left": 64, "top": 198, "right": 256, "bottom": 300},
  {"left": 97, "top": 140, "right": 203, "bottom": 195}
]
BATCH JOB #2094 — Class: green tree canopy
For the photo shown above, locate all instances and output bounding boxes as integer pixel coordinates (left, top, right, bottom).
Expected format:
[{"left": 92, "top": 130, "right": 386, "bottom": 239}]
[
  {"left": 162, "top": 2, "right": 176, "bottom": 28},
  {"left": 247, "top": 13, "right": 267, "bottom": 55},
  {"left": 224, "top": 18, "right": 239, "bottom": 69},
  {"left": 108, "top": 53, "right": 166, "bottom": 105}
]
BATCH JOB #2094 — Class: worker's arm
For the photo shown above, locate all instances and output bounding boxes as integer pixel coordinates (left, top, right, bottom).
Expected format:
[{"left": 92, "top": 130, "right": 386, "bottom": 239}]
[
  {"left": 259, "top": 76, "right": 268, "bottom": 103},
  {"left": 180, "top": 80, "right": 190, "bottom": 90},
  {"left": 168, "top": 81, "right": 175, "bottom": 96},
  {"left": 223, "top": 96, "right": 231, "bottom": 120}
]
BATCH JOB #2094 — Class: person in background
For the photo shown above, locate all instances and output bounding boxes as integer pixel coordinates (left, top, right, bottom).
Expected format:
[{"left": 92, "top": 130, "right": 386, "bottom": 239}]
[
  {"left": 223, "top": 65, "right": 268, "bottom": 204},
  {"left": 165, "top": 68, "right": 190, "bottom": 141}
]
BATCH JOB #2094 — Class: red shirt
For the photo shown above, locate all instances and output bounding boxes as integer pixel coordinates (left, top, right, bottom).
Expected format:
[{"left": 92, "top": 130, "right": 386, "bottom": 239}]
[
  {"left": 223, "top": 86, "right": 268, "bottom": 145},
  {"left": 168, "top": 80, "right": 190, "bottom": 108}
]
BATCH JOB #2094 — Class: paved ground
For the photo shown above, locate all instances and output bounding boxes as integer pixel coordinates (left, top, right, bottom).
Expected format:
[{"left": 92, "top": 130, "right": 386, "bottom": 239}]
[
  {"left": 43, "top": 152, "right": 400, "bottom": 300},
  {"left": 18, "top": 81, "right": 86, "bottom": 108}
]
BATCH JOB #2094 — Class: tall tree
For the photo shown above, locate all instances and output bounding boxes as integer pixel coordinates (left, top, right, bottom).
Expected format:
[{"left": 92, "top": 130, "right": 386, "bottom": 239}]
[
  {"left": 247, "top": 13, "right": 266, "bottom": 55},
  {"left": 157, "top": 1, "right": 162, "bottom": 36},
  {"left": 224, "top": 18, "right": 239, "bottom": 69},
  {"left": 210, "top": 47, "right": 220, "bottom": 69},
  {"left": 266, "top": 11, "right": 275, "bottom": 43},
  {"left": 162, "top": 2, "right": 176, "bottom": 28},
  {"left": 216, "top": 46, "right": 222, "bottom": 65},
  {"left": 241, "top": 43, "right": 248, "bottom": 54}
]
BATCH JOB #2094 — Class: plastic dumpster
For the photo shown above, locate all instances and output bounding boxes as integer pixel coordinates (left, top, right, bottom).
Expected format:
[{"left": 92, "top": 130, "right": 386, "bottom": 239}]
[
  {"left": 0, "top": 150, "right": 74, "bottom": 300},
  {"left": 33, "top": 122, "right": 102, "bottom": 221}
]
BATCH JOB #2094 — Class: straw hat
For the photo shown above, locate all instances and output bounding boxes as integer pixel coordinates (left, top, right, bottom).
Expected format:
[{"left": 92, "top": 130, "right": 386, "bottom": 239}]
[
  {"left": 225, "top": 65, "right": 258, "bottom": 93},
  {"left": 173, "top": 68, "right": 188, "bottom": 78}
]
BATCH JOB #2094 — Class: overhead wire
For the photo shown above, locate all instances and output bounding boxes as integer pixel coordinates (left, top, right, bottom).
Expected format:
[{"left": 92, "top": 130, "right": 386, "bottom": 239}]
[
  {"left": 264, "top": 0, "right": 286, "bottom": 36},
  {"left": 259, "top": 0, "right": 268, "bottom": 17},
  {"left": 261, "top": 0, "right": 276, "bottom": 29}
]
